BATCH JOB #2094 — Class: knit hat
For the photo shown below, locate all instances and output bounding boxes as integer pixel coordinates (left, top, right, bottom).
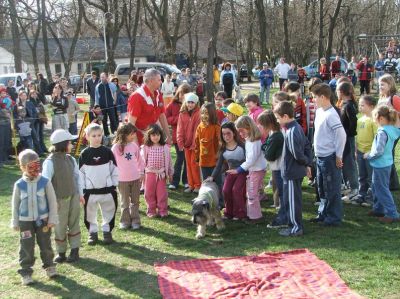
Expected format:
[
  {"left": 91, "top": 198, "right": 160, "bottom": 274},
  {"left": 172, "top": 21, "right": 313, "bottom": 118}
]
[
  {"left": 50, "top": 129, "right": 78, "bottom": 145},
  {"left": 184, "top": 92, "right": 199, "bottom": 104},
  {"left": 0, "top": 86, "right": 7, "bottom": 93},
  {"left": 221, "top": 103, "right": 244, "bottom": 117}
]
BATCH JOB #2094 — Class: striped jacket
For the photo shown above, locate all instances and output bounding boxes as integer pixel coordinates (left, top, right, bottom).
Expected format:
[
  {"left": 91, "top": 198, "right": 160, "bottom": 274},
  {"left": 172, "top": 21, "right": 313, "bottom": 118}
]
[{"left": 281, "top": 120, "right": 312, "bottom": 180}]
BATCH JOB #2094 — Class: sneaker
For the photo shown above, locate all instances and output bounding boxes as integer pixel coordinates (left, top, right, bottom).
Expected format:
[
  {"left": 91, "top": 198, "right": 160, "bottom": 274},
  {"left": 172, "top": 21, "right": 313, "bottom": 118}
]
[
  {"left": 341, "top": 185, "right": 351, "bottom": 196},
  {"left": 184, "top": 187, "right": 193, "bottom": 193},
  {"left": 193, "top": 188, "right": 200, "bottom": 194},
  {"left": 279, "top": 228, "right": 303, "bottom": 237},
  {"left": 168, "top": 184, "right": 177, "bottom": 190},
  {"left": 131, "top": 223, "right": 141, "bottom": 230},
  {"left": 103, "top": 232, "right": 114, "bottom": 245},
  {"left": 46, "top": 266, "right": 58, "bottom": 278},
  {"left": 310, "top": 217, "right": 324, "bottom": 223},
  {"left": 342, "top": 189, "right": 358, "bottom": 203},
  {"left": 22, "top": 275, "right": 33, "bottom": 285},
  {"left": 267, "top": 220, "right": 288, "bottom": 229},
  {"left": 87, "top": 232, "right": 98, "bottom": 246},
  {"left": 119, "top": 223, "right": 130, "bottom": 230},
  {"left": 361, "top": 201, "right": 372, "bottom": 207},
  {"left": 184, "top": 184, "right": 190, "bottom": 188}
]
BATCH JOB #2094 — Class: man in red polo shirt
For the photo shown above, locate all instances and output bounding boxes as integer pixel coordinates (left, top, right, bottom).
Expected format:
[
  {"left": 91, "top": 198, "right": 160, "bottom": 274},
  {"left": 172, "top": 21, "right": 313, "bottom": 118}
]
[{"left": 127, "top": 69, "right": 172, "bottom": 144}]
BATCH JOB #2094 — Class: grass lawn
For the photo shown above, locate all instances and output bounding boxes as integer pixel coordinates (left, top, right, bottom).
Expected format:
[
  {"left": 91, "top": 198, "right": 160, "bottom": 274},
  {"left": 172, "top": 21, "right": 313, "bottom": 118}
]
[{"left": 0, "top": 84, "right": 400, "bottom": 298}]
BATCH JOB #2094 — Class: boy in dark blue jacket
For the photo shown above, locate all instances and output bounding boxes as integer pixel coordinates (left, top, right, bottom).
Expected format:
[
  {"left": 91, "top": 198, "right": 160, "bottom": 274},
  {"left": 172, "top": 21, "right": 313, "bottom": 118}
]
[{"left": 273, "top": 101, "right": 312, "bottom": 237}]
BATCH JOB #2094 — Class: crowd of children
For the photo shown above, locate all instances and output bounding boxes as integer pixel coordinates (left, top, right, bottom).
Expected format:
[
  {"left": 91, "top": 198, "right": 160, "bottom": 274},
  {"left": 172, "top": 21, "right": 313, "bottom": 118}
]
[{"left": 9, "top": 66, "right": 400, "bottom": 286}]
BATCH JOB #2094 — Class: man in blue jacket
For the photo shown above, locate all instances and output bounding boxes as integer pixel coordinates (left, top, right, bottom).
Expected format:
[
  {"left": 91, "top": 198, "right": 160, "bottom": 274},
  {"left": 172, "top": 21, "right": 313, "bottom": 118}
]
[
  {"left": 95, "top": 73, "right": 117, "bottom": 136},
  {"left": 259, "top": 63, "right": 274, "bottom": 104}
]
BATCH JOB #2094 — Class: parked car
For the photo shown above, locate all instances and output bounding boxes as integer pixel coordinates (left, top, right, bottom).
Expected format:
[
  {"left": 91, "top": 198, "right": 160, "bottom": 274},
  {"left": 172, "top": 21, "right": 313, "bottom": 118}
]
[
  {"left": 115, "top": 62, "right": 181, "bottom": 83},
  {"left": 239, "top": 64, "right": 251, "bottom": 82},
  {"left": 0, "top": 73, "right": 28, "bottom": 91},
  {"left": 303, "top": 57, "right": 348, "bottom": 79},
  {"left": 69, "top": 75, "right": 84, "bottom": 93}
]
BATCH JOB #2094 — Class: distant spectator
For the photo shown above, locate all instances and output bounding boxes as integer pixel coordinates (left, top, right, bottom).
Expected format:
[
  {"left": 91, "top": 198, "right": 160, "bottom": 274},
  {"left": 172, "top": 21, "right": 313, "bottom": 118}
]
[
  {"left": 86, "top": 71, "right": 99, "bottom": 109},
  {"left": 330, "top": 56, "right": 341, "bottom": 78}
]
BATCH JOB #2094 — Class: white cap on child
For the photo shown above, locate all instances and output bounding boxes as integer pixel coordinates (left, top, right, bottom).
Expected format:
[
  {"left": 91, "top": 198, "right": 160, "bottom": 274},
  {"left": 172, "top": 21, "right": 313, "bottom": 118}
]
[
  {"left": 184, "top": 92, "right": 199, "bottom": 104},
  {"left": 50, "top": 129, "right": 78, "bottom": 145}
]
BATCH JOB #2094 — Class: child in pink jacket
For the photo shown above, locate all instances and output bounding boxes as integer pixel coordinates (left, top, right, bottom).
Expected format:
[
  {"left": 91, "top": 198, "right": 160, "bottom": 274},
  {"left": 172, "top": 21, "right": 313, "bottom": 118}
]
[
  {"left": 111, "top": 123, "right": 144, "bottom": 229},
  {"left": 140, "top": 124, "right": 173, "bottom": 217}
]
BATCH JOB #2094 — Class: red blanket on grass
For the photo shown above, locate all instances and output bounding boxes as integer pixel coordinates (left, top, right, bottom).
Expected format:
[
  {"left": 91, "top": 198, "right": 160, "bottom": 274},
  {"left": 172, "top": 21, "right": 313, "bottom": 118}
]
[{"left": 155, "top": 249, "right": 364, "bottom": 299}]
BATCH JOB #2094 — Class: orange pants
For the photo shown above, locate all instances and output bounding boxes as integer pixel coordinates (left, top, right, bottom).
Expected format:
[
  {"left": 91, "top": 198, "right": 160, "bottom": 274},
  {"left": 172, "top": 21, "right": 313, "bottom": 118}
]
[{"left": 184, "top": 149, "right": 201, "bottom": 189}]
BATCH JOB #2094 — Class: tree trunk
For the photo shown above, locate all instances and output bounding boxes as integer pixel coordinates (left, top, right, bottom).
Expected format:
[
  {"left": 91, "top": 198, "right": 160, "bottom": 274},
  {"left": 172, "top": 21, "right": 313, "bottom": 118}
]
[
  {"left": 9, "top": 0, "right": 22, "bottom": 72},
  {"left": 318, "top": 0, "right": 324, "bottom": 59},
  {"left": 230, "top": 0, "right": 239, "bottom": 74},
  {"left": 41, "top": 0, "right": 52, "bottom": 80},
  {"left": 246, "top": 1, "right": 254, "bottom": 72},
  {"left": 255, "top": 0, "right": 267, "bottom": 64},
  {"left": 282, "top": 0, "right": 290, "bottom": 61},
  {"left": 325, "top": 0, "right": 343, "bottom": 61},
  {"left": 206, "top": 0, "right": 223, "bottom": 102},
  {"left": 125, "top": 0, "right": 141, "bottom": 69}
]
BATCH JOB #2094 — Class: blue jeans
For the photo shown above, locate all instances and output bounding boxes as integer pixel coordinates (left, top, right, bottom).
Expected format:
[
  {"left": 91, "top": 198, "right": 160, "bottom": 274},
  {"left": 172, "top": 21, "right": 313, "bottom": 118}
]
[
  {"left": 272, "top": 170, "right": 288, "bottom": 224},
  {"left": 34, "top": 120, "right": 47, "bottom": 153},
  {"left": 316, "top": 154, "right": 343, "bottom": 224},
  {"left": 172, "top": 144, "right": 187, "bottom": 187},
  {"left": 260, "top": 85, "right": 271, "bottom": 104},
  {"left": 342, "top": 137, "right": 359, "bottom": 190},
  {"left": 357, "top": 150, "right": 373, "bottom": 201},
  {"left": 20, "top": 135, "right": 33, "bottom": 150},
  {"left": 69, "top": 122, "right": 78, "bottom": 135},
  {"left": 372, "top": 166, "right": 399, "bottom": 219}
]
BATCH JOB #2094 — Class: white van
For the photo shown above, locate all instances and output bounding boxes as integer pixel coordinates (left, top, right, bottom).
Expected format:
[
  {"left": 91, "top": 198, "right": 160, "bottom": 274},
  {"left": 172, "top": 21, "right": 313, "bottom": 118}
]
[
  {"left": 115, "top": 62, "right": 181, "bottom": 83},
  {"left": 0, "top": 73, "right": 28, "bottom": 91}
]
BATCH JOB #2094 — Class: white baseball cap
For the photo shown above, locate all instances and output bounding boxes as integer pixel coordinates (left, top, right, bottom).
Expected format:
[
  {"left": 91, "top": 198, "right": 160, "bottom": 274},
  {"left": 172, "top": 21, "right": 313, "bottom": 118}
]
[{"left": 50, "top": 129, "right": 78, "bottom": 145}]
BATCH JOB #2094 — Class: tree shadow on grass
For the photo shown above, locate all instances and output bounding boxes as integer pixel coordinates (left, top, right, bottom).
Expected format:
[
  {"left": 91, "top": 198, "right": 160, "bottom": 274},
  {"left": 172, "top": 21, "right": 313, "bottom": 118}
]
[
  {"left": 103, "top": 241, "right": 193, "bottom": 266},
  {"left": 31, "top": 275, "right": 118, "bottom": 299},
  {"left": 71, "top": 257, "right": 161, "bottom": 298}
]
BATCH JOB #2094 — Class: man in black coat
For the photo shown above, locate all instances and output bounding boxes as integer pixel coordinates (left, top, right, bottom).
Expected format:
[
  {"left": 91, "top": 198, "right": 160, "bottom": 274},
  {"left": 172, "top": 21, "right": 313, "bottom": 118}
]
[{"left": 86, "top": 71, "right": 99, "bottom": 109}]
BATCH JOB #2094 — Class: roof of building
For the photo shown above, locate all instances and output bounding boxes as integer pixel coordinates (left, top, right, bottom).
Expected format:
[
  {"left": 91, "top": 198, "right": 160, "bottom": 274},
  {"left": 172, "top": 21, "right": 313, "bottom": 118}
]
[{"left": 0, "top": 36, "right": 237, "bottom": 64}]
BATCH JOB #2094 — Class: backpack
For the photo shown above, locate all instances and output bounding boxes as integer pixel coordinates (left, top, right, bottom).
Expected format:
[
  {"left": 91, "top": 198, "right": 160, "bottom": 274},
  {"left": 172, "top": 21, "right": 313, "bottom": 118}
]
[{"left": 222, "top": 72, "right": 234, "bottom": 86}]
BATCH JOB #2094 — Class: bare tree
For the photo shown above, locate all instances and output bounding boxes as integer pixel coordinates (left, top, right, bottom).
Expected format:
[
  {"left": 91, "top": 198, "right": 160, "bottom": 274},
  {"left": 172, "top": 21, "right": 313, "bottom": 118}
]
[
  {"left": 47, "top": 0, "right": 84, "bottom": 77},
  {"left": 206, "top": 0, "right": 223, "bottom": 102},
  {"left": 143, "top": 0, "right": 194, "bottom": 64},
  {"left": 255, "top": 0, "right": 267, "bottom": 65},
  {"left": 325, "top": 0, "right": 343, "bottom": 62},
  {"left": 40, "top": 0, "right": 52, "bottom": 80},
  {"left": 83, "top": 0, "right": 126, "bottom": 72},
  {"left": 123, "top": 0, "right": 142, "bottom": 69},
  {"left": 16, "top": 0, "right": 42, "bottom": 74},
  {"left": 8, "top": 0, "right": 22, "bottom": 72}
]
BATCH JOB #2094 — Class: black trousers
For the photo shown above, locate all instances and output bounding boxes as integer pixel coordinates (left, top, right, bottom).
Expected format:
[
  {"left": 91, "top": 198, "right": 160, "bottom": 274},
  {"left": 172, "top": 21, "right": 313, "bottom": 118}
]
[
  {"left": 359, "top": 80, "right": 370, "bottom": 95},
  {"left": 101, "top": 107, "right": 118, "bottom": 136}
]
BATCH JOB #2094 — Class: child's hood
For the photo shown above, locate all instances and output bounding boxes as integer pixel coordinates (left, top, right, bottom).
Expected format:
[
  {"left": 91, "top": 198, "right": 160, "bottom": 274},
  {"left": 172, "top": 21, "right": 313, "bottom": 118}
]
[{"left": 384, "top": 125, "right": 400, "bottom": 140}]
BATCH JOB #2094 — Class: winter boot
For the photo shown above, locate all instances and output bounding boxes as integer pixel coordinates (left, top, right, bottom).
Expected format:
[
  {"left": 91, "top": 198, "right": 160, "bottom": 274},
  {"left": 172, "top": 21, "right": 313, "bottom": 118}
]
[
  {"left": 66, "top": 248, "right": 80, "bottom": 263},
  {"left": 103, "top": 232, "right": 113, "bottom": 245},
  {"left": 54, "top": 252, "right": 67, "bottom": 263},
  {"left": 87, "top": 233, "right": 98, "bottom": 246}
]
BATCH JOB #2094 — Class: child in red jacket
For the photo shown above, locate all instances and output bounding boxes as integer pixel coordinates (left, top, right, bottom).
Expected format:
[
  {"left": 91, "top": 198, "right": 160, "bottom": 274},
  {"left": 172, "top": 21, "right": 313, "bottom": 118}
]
[
  {"left": 284, "top": 81, "right": 307, "bottom": 135},
  {"left": 165, "top": 83, "right": 190, "bottom": 189}
]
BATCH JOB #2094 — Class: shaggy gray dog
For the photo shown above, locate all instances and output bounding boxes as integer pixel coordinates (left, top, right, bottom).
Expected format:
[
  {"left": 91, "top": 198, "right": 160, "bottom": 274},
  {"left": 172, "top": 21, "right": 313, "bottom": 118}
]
[{"left": 191, "top": 181, "right": 225, "bottom": 239}]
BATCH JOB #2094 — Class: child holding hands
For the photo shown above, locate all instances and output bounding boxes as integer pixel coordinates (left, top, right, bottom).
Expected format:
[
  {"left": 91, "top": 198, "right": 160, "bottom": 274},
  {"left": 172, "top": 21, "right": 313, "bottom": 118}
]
[{"left": 227, "top": 116, "right": 267, "bottom": 223}]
